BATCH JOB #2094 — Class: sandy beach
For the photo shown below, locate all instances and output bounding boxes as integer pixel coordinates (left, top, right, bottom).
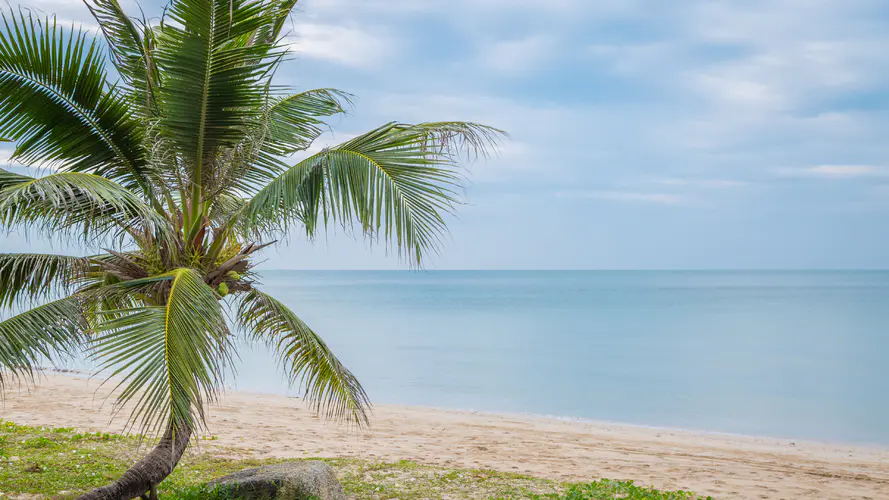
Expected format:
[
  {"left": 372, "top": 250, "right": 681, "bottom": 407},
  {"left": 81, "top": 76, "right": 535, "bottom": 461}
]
[{"left": 2, "top": 375, "right": 888, "bottom": 500}]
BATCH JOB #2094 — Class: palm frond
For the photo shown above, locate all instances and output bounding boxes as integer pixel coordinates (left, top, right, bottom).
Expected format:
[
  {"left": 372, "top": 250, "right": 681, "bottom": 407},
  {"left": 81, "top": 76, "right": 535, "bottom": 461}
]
[
  {"left": 0, "top": 253, "right": 92, "bottom": 309},
  {"left": 83, "top": 0, "right": 158, "bottom": 116},
  {"left": 235, "top": 121, "right": 504, "bottom": 265},
  {"left": 0, "top": 296, "right": 88, "bottom": 388},
  {"left": 0, "top": 271, "right": 163, "bottom": 387},
  {"left": 0, "top": 8, "right": 148, "bottom": 190},
  {"left": 92, "top": 268, "right": 231, "bottom": 435},
  {"left": 208, "top": 192, "right": 246, "bottom": 226},
  {"left": 0, "top": 167, "right": 30, "bottom": 190},
  {"left": 237, "top": 289, "right": 369, "bottom": 426},
  {"left": 231, "top": 0, "right": 299, "bottom": 48},
  {"left": 0, "top": 169, "right": 169, "bottom": 243},
  {"left": 78, "top": 272, "right": 180, "bottom": 331},
  {"left": 212, "top": 88, "right": 352, "bottom": 196},
  {"left": 267, "top": 0, "right": 299, "bottom": 42},
  {"left": 157, "top": 0, "right": 282, "bottom": 198},
  {"left": 263, "top": 88, "right": 352, "bottom": 156}
]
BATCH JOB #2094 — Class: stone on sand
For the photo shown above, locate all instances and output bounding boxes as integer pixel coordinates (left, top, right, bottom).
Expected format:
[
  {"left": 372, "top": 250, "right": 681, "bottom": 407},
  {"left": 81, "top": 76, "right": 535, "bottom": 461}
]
[{"left": 206, "top": 460, "right": 345, "bottom": 499}]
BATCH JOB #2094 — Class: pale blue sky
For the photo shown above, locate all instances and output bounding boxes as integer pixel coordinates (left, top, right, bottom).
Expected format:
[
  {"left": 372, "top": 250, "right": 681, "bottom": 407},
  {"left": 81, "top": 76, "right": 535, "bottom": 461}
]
[{"left": 3, "top": 0, "right": 889, "bottom": 269}]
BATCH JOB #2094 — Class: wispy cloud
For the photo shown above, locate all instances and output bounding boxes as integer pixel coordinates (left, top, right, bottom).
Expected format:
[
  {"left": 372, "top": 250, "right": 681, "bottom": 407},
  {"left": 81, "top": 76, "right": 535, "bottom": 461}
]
[
  {"left": 0, "top": 148, "right": 69, "bottom": 172},
  {"left": 285, "top": 23, "right": 394, "bottom": 68},
  {"left": 557, "top": 190, "right": 685, "bottom": 205},
  {"left": 477, "top": 35, "right": 555, "bottom": 74},
  {"left": 301, "top": 0, "right": 634, "bottom": 17},
  {"left": 53, "top": 17, "right": 100, "bottom": 33},
  {"left": 292, "top": 131, "right": 360, "bottom": 160},
  {"left": 809, "top": 165, "right": 885, "bottom": 177},
  {"left": 651, "top": 177, "right": 747, "bottom": 188},
  {"left": 17, "top": 1, "right": 110, "bottom": 30},
  {"left": 0, "top": 148, "right": 16, "bottom": 166},
  {"left": 779, "top": 165, "right": 889, "bottom": 179}
]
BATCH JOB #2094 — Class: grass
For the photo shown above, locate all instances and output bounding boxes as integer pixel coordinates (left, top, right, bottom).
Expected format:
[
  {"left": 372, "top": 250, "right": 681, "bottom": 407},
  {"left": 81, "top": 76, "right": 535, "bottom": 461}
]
[{"left": 0, "top": 420, "right": 713, "bottom": 499}]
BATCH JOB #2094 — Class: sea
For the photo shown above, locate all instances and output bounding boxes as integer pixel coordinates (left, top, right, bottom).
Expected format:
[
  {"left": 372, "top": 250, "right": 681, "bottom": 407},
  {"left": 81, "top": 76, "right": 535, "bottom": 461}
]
[
  {"left": 224, "top": 270, "right": 889, "bottom": 445},
  {"left": 58, "top": 270, "right": 889, "bottom": 445}
]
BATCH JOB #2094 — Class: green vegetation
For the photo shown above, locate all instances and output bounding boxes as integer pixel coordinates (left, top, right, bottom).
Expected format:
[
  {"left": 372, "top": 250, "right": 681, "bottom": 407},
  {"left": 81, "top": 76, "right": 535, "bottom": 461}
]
[
  {"left": 0, "top": 421, "right": 712, "bottom": 499},
  {"left": 552, "top": 481, "right": 711, "bottom": 500}
]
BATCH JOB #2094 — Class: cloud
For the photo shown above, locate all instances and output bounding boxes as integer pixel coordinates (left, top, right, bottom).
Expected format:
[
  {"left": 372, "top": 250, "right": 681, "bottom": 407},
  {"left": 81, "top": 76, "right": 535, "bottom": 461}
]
[
  {"left": 53, "top": 17, "right": 101, "bottom": 33},
  {"left": 586, "top": 42, "right": 679, "bottom": 76},
  {"left": 477, "top": 35, "right": 555, "bottom": 74},
  {"left": 780, "top": 165, "right": 889, "bottom": 179},
  {"left": 651, "top": 178, "right": 747, "bottom": 188},
  {"left": 301, "top": 0, "right": 634, "bottom": 17},
  {"left": 580, "top": 1, "right": 889, "bottom": 161},
  {"left": 456, "top": 0, "right": 633, "bottom": 14},
  {"left": 685, "top": 40, "right": 885, "bottom": 116},
  {"left": 0, "top": 148, "right": 16, "bottom": 165},
  {"left": 365, "top": 92, "right": 635, "bottom": 184},
  {"left": 684, "top": 2, "right": 889, "bottom": 110},
  {"left": 17, "top": 1, "right": 107, "bottom": 30},
  {"left": 809, "top": 165, "right": 883, "bottom": 177},
  {"left": 690, "top": 71, "right": 785, "bottom": 112},
  {"left": 0, "top": 147, "right": 74, "bottom": 172},
  {"left": 285, "top": 23, "right": 394, "bottom": 67},
  {"left": 291, "top": 131, "right": 359, "bottom": 161},
  {"left": 557, "top": 190, "right": 685, "bottom": 205}
]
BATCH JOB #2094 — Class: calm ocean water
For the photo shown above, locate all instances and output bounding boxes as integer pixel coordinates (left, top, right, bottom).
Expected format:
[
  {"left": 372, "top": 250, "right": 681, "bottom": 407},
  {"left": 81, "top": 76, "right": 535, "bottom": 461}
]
[
  {"left": 52, "top": 271, "right": 888, "bottom": 444},
  {"left": 223, "top": 270, "right": 889, "bottom": 445}
]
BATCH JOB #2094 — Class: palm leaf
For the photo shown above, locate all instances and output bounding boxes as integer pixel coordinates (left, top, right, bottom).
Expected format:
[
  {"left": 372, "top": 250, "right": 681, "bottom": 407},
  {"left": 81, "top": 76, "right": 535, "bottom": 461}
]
[
  {"left": 157, "top": 0, "right": 281, "bottom": 200},
  {"left": 92, "top": 268, "right": 231, "bottom": 435},
  {"left": 214, "top": 88, "right": 352, "bottom": 196},
  {"left": 237, "top": 289, "right": 369, "bottom": 425},
  {"left": 0, "top": 9, "right": 148, "bottom": 190},
  {"left": 265, "top": 0, "right": 299, "bottom": 42},
  {"left": 0, "top": 167, "right": 30, "bottom": 190},
  {"left": 208, "top": 192, "right": 246, "bottom": 226},
  {"left": 83, "top": 0, "right": 158, "bottom": 116},
  {"left": 262, "top": 88, "right": 352, "bottom": 156},
  {"left": 0, "top": 271, "right": 173, "bottom": 389},
  {"left": 0, "top": 253, "right": 92, "bottom": 309},
  {"left": 236, "top": 121, "right": 504, "bottom": 265},
  {"left": 0, "top": 296, "right": 88, "bottom": 388},
  {"left": 0, "top": 169, "right": 168, "bottom": 243}
]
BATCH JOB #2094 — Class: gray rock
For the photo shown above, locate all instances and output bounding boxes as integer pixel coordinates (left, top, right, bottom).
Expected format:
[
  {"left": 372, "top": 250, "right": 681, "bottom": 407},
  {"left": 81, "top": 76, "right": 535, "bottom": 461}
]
[{"left": 206, "top": 460, "right": 346, "bottom": 500}]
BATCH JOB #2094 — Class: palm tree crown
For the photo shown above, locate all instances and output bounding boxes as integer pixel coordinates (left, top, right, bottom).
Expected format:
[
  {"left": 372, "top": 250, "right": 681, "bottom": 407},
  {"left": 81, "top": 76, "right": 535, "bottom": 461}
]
[{"left": 0, "top": 0, "right": 501, "bottom": 497}]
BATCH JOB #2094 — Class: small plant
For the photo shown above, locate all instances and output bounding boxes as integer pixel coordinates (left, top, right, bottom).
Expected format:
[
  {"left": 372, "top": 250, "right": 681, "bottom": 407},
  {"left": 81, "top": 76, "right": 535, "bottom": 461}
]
[
  {"left": 555, "top": 480, "right": 713, "bottom": 500},
  {"left": 161, "top": 484, "right": 237, "bottom": 500},
  {"left": 20, "top": 436, "right": 54, "bottom": 449}
]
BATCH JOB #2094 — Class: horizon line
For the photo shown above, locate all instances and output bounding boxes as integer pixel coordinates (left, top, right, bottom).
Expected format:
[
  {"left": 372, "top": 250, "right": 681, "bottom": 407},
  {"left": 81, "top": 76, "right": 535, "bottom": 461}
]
[{"left": 253, "top": 268, "right": 889, "bottom": 272}]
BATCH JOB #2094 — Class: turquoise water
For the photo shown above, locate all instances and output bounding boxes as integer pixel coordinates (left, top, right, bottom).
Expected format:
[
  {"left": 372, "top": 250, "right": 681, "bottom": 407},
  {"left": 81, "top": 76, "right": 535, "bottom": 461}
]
[{"left": 228, "top": 271, "right": 889, "bottom": 445}]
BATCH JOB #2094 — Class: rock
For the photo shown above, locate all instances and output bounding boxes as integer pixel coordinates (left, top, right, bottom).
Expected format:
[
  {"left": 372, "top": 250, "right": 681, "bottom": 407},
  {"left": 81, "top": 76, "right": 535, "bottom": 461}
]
[
  {"left": 23, "top": 462, "right": 43, "bottom": 473},
  {"left": 206, "top": 460, "right": 345, "bottom": 500}
]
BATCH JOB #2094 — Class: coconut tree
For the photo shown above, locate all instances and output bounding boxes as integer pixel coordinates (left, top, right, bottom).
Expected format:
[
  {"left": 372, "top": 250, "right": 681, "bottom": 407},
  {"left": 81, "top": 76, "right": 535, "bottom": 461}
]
[{"left": 0, "top": 0, "right": 502, "bottom": 498}]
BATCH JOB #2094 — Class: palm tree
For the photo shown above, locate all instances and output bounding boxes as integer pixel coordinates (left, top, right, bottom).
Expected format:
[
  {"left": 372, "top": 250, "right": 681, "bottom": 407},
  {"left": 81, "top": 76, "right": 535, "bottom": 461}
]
[{"left": 0, "top": 1, "right": 502, "bottom": 498}]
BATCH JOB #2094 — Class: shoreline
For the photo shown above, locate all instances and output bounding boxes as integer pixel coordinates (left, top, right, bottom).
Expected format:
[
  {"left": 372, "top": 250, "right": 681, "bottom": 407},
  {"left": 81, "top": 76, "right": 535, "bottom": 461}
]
[
  {"left": 379, "top": 404, "right": 889, "bottom": 451},
  {"left": 43, "top": 367, "right": 886, "bottom": 450},
  {"left": 3, "top": 374, "right": 889, "bottom": 499}
]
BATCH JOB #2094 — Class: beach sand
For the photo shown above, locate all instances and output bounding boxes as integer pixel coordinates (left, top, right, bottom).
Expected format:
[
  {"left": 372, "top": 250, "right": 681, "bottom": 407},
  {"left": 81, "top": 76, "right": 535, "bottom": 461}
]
[{"left": 2, "top": 375, "right": 888, "bottom": 500}]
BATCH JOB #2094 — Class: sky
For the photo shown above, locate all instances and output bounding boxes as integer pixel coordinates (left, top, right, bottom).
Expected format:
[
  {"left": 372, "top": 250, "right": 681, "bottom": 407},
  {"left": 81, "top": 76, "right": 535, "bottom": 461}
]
[{"left": 3, "top": 0, "right": 889, "bottom": 270}]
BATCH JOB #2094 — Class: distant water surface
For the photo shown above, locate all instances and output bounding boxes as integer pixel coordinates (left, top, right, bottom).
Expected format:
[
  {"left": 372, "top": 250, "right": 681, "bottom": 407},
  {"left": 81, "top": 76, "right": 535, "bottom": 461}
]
[{"left": 68, "top": 271, "right": 889, "bottom": 444}]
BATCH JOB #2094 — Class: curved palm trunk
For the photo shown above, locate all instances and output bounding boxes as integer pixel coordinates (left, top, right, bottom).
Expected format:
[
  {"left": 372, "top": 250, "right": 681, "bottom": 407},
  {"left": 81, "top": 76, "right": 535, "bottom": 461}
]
[{"left": 76, "top": 423, "right": 191, "bottom": 500}]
